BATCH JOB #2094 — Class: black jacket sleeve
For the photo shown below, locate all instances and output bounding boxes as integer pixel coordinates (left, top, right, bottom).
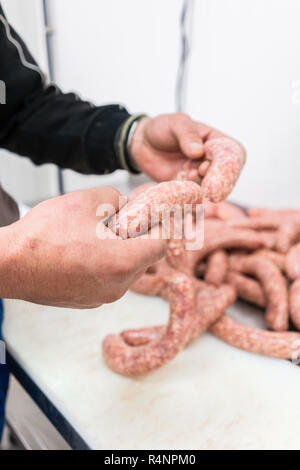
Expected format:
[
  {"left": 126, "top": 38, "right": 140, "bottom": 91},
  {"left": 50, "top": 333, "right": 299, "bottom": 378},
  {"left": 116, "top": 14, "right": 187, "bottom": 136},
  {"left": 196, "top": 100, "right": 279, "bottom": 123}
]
[{"left": 0, "top": 3, "right": 131, "bottom": 175}]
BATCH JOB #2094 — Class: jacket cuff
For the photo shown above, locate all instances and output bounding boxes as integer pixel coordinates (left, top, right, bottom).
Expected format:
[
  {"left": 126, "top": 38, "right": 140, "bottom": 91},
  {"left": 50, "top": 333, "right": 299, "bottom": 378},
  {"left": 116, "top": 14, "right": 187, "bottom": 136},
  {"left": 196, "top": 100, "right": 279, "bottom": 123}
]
[
  {"left": 83, "top": 104, "right": 131, "bottom": 174},
  {"left": 115, "top": 114, "right": 148, "bottom": 174}
]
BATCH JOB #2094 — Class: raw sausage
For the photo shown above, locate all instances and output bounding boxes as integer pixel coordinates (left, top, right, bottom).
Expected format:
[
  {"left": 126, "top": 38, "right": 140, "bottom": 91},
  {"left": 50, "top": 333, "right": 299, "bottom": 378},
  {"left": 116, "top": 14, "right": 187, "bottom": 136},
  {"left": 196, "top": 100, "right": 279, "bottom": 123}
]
[
  {"left": 228, "top": 217, "right": 280, "bottom": 230},
  {"left": 229, "top": 255, "right": 289, "bottom": 331},
  {"left": 285, "top": 243, "right": 300, "bottom": 280},
  {"left": 204, "top": 250, "right": 228, "bottom": 286},
  {"left": 204, "top": 201, "right": 246, "bottom": 220},
  {"left": 129, "top": 259, "right": 173, "bottom": 297},
  {"left": 255, "top": 249, "right": 286, "bottom": 272},
  {"left": 112, "top": 181, "right": 203, "bottom": 239},
  {"left": 166, "top": 229, "right": 263, "bottom": 277},
  {"left": 211, "top": 315, "right": 300, "bottom": 360},
  {"left": 201, "top": 137, "right": 246, "bottom": 203},
  {"left": 226, "top": 271, "right": 266, "bottom": 308},
  {"left": 102, "top": 273, "right": 196, "bottom": 376},
  {"left": 248, "top": 208, "right": 300, "bottom": 219},
  {"left": 189, "top": 231, "right": 264, "bottom": 267},
  {"left": 122, "top": 284, "right": 236, "bottom": 347},
  {"left": 289, "top": 278, "right": 300, "bottom": 331},
  {"left": 189, "top": 284, "right": 236, "bottom": 342},
  {"left": 276, "top": 221, "right": 300, "bottom": 253}
]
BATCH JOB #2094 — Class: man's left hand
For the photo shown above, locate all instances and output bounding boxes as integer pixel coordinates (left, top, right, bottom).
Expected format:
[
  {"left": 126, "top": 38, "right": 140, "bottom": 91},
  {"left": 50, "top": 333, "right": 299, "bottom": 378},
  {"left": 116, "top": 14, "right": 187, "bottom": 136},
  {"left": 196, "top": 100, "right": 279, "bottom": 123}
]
[{"left": 130, "top": 113, "right": 245, "bottom": 187}]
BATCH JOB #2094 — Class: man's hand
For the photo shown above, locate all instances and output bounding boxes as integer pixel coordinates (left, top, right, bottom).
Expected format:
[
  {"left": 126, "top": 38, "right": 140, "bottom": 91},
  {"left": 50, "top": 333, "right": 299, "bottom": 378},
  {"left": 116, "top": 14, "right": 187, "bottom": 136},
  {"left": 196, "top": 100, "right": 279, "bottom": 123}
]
[
  {"left": 1, "top": 187, "right": 166, "bottom": 308},
  {"left": 130, "top": 113, "right": 245, "bottom": 185}
]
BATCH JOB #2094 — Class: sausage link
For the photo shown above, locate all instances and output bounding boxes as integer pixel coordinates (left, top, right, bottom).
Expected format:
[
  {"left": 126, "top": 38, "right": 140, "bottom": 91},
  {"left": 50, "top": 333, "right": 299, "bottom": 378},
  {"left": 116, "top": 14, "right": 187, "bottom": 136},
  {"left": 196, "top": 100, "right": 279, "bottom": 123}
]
[
  {"left": 122, "top": 284, "right": 236, "bottom": 347},
  {"left": 226, "top": 271, "right": 266, "bottom": 308},
  {"left": 130, "top": 274, "right": 165, "bottom": 297},
  {"left": 285, "top": 243, "right": 300, "bottom": 280},
  {"left": 189, "top": 284, "right": 236, "bottom": 342},
  {"left": 248, "top": 208, "right": 300, "bottom": 219},
  {"left": 112, "top": 181, "right": 203, "bottom": 239},
  {"left": 201, "top": 137, "right": 246, "bottom": 203},
  {"left": 130, "top": 183, "right": 155, "bottom": 200},
  {"left": 102, "top": 273, "right": 195, "bottom": 376},
  {"left": 226, "top": 228, "right": 277, "bottom": 250},
  {"left": 204, "top": 201, "right": 246, "bottom": 220},
  {"left": 129, "top": 259, "right": 173, "bottom": 296},
  {"left": 215, "top": 201, "right": 246, "bottom": 221},
  {"left": 210, "top": 315, "right": 300, "bottom": 360},
  {"left": 121, "top": 326, "right": 163, "bottom": 347},
  {"left": 130, "top": 257, "right": 206, "bottom": 300},
  {"left": 255, "top": 249, "right": 286, "bottom": 272},
  {"left": 121, "top": 326, "right": 165, "bottom": 347},
  {"left": 229, "top": 255, "right": 289, "bottom": 331},
  {"left": 187, "top": 231, "right": 264, "bottom": 269},
  {"left": 204, "top": 249, "right": 229, "bottom": 286},
  {"left": 256, "top": 231, "right": 277, "bottom": 250},
  {"left": 166, "top": 238, "right": 189, "bottom": 272},
  {"left": 276, "top": 221, "right": 300, "bottom": 254},
  {"left": 203, "top": 219, "right": 230, "bottom": 237},
  {"left": 290, "top": 279, "right": 300, "bottom": 331},
  {"left": 228, "top": 217, "right": 280, "bottom": 230},
  {"left": 166, "top": 229, "right": 263, "bottom": 278}
]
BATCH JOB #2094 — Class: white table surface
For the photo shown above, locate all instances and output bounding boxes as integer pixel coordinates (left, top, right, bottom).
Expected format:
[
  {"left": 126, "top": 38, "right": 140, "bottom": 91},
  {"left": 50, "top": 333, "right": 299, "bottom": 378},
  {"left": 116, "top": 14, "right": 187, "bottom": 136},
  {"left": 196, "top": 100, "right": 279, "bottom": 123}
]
[{"left": 3, "top": 293, "right": 300, "bottom": 450}]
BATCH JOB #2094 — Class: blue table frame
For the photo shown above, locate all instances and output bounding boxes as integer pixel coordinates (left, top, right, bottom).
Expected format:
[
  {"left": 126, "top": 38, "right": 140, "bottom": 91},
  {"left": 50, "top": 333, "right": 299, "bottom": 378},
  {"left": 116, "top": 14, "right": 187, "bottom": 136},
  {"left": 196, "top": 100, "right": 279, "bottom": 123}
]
[{"left": 7, "top": 349, "right": 90, "bottom": 450}]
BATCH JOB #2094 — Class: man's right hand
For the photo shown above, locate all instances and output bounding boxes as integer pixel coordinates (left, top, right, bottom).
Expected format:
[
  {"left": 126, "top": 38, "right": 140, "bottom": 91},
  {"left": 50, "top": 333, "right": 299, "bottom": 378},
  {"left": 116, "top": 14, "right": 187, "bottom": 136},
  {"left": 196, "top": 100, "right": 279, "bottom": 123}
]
[{"left": 0, "top": 187, "right": 166, "bottom": 308}]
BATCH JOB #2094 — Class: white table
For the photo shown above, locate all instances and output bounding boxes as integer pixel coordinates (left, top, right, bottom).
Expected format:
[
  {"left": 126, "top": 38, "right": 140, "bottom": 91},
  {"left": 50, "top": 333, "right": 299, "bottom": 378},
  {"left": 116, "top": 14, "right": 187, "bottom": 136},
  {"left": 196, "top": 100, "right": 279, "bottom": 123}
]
[{"left": 3, "top": 293, "right": 300, "bottom": 450}]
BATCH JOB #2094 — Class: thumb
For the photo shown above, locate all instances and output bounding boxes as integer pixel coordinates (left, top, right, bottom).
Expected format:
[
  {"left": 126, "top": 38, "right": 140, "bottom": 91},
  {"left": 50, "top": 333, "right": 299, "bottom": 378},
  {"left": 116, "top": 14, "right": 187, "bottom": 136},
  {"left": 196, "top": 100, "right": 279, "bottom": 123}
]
[
  {"left": 94, "top": 186, "right": 128, "bottom": 222},
  {"left": 124, "top": 231, "right": 167, "bottom": 271},
  {"left": 171, "top": 114, "right": 204, "bottom": 159}
]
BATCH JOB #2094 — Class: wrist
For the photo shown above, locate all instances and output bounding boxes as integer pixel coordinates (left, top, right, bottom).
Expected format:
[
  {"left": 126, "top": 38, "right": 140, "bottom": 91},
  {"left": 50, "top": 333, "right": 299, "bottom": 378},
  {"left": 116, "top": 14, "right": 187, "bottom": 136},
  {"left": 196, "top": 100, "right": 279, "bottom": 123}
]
[
  {"left": 129, "top": 117, "right": 151, "bottom": 170},
  {"left": 0, "top": 223, "right": 22, "bottom": 299},
  {"left": 115, "top": 114, "right": 148, "bottom": 174},
  {"left": 126, "top": 121, "right": 140, "bottom": 172}
]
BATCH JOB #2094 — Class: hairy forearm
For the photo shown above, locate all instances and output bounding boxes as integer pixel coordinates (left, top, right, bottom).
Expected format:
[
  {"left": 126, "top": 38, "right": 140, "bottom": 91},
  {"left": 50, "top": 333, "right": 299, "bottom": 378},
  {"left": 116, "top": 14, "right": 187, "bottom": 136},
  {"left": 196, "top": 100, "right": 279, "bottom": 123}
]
[{"left": 0, "top": 224, "right": 21, "bottom": 299}]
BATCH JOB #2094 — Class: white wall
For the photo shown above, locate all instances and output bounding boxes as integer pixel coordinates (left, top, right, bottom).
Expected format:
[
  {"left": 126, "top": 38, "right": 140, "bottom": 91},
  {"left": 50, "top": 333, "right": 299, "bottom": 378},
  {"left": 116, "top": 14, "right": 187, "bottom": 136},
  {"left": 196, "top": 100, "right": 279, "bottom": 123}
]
[
  {"left": 48, "top": 0, "right": 183, "bottom": 195},
  {"left": 0, "top": 0, "right": 58, "bottom": 204},
  {"left": 187, "top": 0, "right": 300, "bottom": 208},
  {"left": 44, "top": 1, "right": 300, "bottom": 206}
]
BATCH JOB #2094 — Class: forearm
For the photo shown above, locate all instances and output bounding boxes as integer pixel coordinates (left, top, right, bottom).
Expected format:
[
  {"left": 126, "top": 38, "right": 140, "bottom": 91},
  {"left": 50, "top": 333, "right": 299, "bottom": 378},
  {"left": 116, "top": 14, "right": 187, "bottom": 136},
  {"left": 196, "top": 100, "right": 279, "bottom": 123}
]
[
  {"left": 0, "top": 224, "right": 20, "bottom": 299},
  {"left": 1, "top": 92, "right": 132, "bottom": 175}
]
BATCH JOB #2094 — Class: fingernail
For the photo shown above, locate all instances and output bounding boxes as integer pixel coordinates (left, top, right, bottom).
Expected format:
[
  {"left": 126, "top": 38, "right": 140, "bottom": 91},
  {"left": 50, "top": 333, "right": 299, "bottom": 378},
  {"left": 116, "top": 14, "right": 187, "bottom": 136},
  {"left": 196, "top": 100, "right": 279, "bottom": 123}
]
[
  {"left": 188, "top": 169, "right": 199, "bottom": 181},
  {"left": 189, "top": 142, "right": 203, "bottom": 154}
]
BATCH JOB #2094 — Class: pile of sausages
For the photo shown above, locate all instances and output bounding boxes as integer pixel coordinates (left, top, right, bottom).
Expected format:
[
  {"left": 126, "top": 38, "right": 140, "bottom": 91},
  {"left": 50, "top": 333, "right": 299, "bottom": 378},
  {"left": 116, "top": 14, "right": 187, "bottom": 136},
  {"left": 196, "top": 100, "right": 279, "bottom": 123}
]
[{"left": 101, "top": 138, "right": 300, "bottom": 376}]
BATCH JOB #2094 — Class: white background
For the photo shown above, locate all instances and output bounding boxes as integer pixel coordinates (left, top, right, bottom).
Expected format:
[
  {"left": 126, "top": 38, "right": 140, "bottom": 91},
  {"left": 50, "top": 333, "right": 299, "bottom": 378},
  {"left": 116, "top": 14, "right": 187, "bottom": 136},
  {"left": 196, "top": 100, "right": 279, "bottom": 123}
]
[{"left": 2, "top": 0, "right": 300, "bottom": 207}]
